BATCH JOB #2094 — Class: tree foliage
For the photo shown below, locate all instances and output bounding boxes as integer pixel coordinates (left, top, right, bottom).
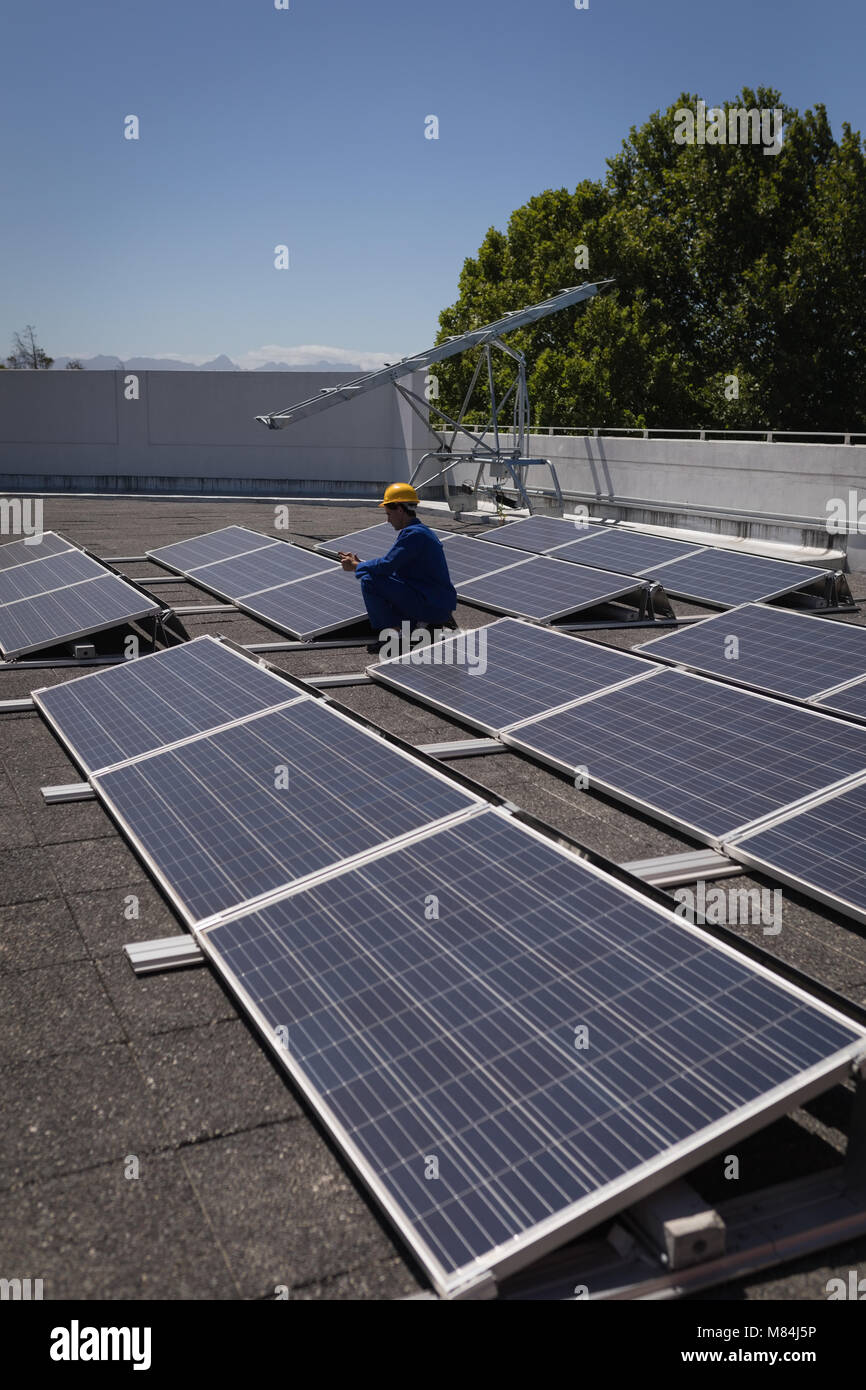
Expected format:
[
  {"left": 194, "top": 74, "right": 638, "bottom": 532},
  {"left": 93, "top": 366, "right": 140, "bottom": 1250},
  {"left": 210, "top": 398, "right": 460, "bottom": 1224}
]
[
  {"left": 433, "top": 89, "right": 866, "bottom": 430},
  {"left": 5, "top": 325, "right": 54, "bottom": 370}
]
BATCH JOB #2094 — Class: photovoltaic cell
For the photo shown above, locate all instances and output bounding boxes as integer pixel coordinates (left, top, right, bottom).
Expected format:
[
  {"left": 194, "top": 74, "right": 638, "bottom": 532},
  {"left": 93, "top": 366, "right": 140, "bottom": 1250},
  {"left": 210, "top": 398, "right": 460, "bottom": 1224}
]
[
  {"left": 148, "top": 525, "right": 274, "bottom": 572},
  {"left": 814, "top": 677, "right": 866, "bottom": 722},
  {"left": 319, "top": 522, "right": 451, "bottom": 560},
  {"left": 437, "top": 534, "right": 520, "bottom": 586},
  {"left": 370, "top": 618, "right": 651, "bottom": 734},
  {"left": 0, "top": 548, "right": 101, "bottom": 603},
  {"left": 647, "top": 548, "right": 831, "bottom": 607},
  {"left": 0, "top": 532, "right": 75, "bottom": 571},
  {"left": 93, "top": 697, "right": 478, "bottom": 922},
  {"left": 0, "top": 576, "right": 160, "bottom": 660},
  {"left": 241, "top": 568, "right": 369, "bottom": 639},
  {"left": 553, "top": 529, "right": 704, "bottom": 575},
  {"left": 482, "top": 516, "right": 597, "bottom": 554},
  {"left": 729, "top": 777, "right": 866, "bottom": 926},
  {"left": 202, "top": 808, "right": 865, "bottom": 1295},
  {"left": 503, "top": 668, "right": 866, "bottom": 841},
  {"left": 33, "top": 636, "right": 300, "bottom": 774},
  {"left": 187, "top": 544, "right": 336, "bottom": 599},
  {"left": 458, "top": 555, "right": 645, "bottom": 620},
  {"left": 637, "top": 604, "right": 866, "bottom": 701}
]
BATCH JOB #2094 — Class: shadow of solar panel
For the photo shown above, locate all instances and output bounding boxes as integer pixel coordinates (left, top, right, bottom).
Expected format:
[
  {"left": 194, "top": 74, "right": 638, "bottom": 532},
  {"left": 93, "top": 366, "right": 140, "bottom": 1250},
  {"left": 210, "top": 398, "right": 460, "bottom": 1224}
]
[
  {"left": 728, "top": 777, "right": 866, "bottom": 926},
  {"left": 458, "top": 555, "right": 646, "bottom": 620},
  {"left": 92, "top": 697, "right": 479, "bottom": 923},
  {"left": 148, "top": 525, "right": 274, "bottom": 572},
  {"left": 436, "top": 534, "right": 522, "bottom": 586},
  {"left": 553, "top": 529, "right": 704, "bottom": 575},
  {"left": 637, "top": 604, "right": 866, "bottom": 701},
  {"left": 0, "top": 532, "right": 74, "bottom": 571},
  {"left": 0, "top": 548, "right": 101, "bottom": 603},
  {"left": 814, "top": 677, "right": 866, "bottom": 722},
  {"left": 483, "top": 515, "right": 599, "bottom": 554},
  {"left": 319, "top": 522, "right": 450, "bottom": 560},
  {"left": 240, "top": 568, "right": 369, "bottom": 639},
  {"left": 187, "top": 544, "right": 336, "bottom": 599},
  {"left": 370, "top": 618, "right": 652, "bottom": 734},
  {"left": 0, "top": 576, "right": 160, "bottom": 660},
  {"left": 33, "top": 636, "right": 301, "bottom": 774},
  {"left": 201, "top": 808, "right": 865, "bottom": 1296},
  {"left": 648, "top": 549, "right": 830, "bottom": 607},
  {"left": 503, "top": 668, "right": 866, "bottom": 842}
]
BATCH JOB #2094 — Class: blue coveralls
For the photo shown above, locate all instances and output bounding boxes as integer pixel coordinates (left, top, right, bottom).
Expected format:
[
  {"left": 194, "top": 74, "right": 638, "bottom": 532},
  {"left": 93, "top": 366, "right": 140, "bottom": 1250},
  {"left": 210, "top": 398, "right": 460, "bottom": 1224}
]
[{"left": 355, "top": 519, "right": 458, "bottom": 632}]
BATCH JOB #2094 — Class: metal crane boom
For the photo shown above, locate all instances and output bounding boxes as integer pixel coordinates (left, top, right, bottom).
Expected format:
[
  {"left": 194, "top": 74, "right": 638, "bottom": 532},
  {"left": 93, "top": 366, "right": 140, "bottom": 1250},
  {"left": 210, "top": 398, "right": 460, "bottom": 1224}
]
[{"left": 255, "top": 280, "right": 612, "bottom": 429}]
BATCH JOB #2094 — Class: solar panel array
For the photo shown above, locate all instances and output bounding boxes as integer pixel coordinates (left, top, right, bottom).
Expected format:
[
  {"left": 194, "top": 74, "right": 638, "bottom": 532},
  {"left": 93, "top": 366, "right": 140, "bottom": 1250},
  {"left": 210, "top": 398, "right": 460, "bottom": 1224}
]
[
  {"left": 479, "top": 520, "right": 840, "bottom": 608},
  {"left": 637, "top": 604, "right": 866, "bottom": 706},
  {"left": 370, "top": 618, "right": 652, "bottom": 734},
  {"left": 0, "top": 530, "right": 161, "bottom": 659},
  {"left": 457, "top": 555, "right": 648, "bottom": 622},
  {"left": 502, "top": 668, "right": 866, "bottom": 843},
  {"left": 200, "top": 807, "right": 866, "bottom": 1296},
  {"left": 147, "top": 525, "right": 371, "bottom": 639}
]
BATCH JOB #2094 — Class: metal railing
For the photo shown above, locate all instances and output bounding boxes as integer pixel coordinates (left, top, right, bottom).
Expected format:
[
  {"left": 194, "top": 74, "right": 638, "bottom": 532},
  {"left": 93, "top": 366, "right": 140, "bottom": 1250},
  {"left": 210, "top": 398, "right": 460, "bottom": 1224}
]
[{"left": 484, "top": 426, "right": 866, "bottom": 445}]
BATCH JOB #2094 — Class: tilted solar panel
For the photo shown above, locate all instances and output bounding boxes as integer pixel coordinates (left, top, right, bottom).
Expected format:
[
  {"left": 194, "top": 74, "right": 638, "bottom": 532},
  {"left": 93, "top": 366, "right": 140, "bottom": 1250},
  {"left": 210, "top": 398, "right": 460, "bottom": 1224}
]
[
  {"left": 147, "top": 525, "right": 274, "bottom": 572},
  {"left": 502, "top": 668, "right": 866, "bottom": 842},
  {"left": 437, "top": 534, "right": 522, "bottom": 586},
  {"left": 33, "top": 636, "right": 300, "bottom": 774},
  {"left": 458, "top": 554, "right": 647, "bottom": 621},
  {"left": 647, "top": 548, "right": 831, "bottom": 607},
  {"left": 369, "top": 617, "right": 652, "bottom": 734},
  {"left": 318, "top": 522, "right": 451, "bottom": 559},
  {"left": 482, "top": 515, "right": 597, "bottom": 554},
  {"left": 553, "top": 529, "right": 705, "bottom": 575},
  {"left": 241, "top": 568, "right": 369, "bottom": 639},
  {"left": 813, "top": 676, "right": 866, "bottom": 723},
  {"left": 0, "top": 548, "right": 102, "bottom": 603},
  {"left": 0, "top": 576, "right": 160, "bottom": 660},
  {"left": 187, "top": 543, "right": 336, "bottom": 599},
  {"left": 637, "top": 604, "right": 866, "bottom": 701},
  {"left": 201, "top": 808, "right": 866, "bottom": 1297},
  {"left": 0, "top": 531, "right": 75, "bottom": 571},
  {"left": 728, "top": 776, "right": 866, "bottom": 926},
  {"left": 92, "top": 697, "right": 480, "bottom": 924}
]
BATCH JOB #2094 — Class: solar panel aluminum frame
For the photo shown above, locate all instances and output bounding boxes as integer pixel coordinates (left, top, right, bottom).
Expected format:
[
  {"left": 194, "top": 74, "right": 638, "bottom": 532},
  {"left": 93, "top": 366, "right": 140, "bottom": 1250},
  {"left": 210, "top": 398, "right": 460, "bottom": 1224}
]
[
  {"left": 456, "top": 560, "right": 654, "bottom": 623},
  {"left": 368, "top": 618, "right": 656, "bottom": 738},
  {"left": 724, "top": 772, "right": 866, "bottom": 928},
  {"left": 809, "top": 673, "right": 866, "bottom": 721},
  {"left": 195, "top": 804, "right": 866, "bottom": 1299},
  {"left": 500, "top": 669, "right": 866, "bottom": 851},
  {"left": 634, "top": 604, "right": 866, "bottom": 709},
  {"left": 87, "top": 694, "right": 488, "bottom": 930}
]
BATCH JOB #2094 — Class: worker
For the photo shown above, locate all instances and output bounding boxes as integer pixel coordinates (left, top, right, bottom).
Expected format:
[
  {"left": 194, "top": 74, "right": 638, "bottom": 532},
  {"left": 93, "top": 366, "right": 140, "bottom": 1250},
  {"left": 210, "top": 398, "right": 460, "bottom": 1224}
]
[{"left": 339, "top": 484, "right": 458, "bottom": 650}]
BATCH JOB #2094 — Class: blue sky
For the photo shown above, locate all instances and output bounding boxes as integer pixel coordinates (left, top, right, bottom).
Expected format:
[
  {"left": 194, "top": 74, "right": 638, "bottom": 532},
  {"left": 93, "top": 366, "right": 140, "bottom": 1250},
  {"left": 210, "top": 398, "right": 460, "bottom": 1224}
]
[{"left": 2, "top": 0, "right": 864, "bottom": 366}]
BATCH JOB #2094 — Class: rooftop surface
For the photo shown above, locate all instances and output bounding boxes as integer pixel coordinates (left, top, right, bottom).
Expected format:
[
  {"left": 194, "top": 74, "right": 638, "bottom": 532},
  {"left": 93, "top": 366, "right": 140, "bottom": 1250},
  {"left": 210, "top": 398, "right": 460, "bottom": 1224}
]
[{"left": 2, "top": 495, "right": 865, "bottom": 1301}]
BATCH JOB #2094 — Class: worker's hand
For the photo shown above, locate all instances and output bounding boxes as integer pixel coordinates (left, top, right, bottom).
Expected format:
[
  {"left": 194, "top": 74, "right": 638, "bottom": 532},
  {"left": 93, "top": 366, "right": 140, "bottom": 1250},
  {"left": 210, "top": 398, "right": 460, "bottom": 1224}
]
[{"left": 339, "top": 551, "right": 360, "bottom": 572}]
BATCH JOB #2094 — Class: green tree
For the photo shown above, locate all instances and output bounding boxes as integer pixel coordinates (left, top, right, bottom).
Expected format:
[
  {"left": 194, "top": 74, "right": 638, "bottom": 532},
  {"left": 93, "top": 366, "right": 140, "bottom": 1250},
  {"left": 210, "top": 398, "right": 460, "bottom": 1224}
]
[
  {"left": 433, "top": 89, "right": 866, "bottom": 431},
  {"left": 6, "top": 325, "right": 54, "bottom": 370}
]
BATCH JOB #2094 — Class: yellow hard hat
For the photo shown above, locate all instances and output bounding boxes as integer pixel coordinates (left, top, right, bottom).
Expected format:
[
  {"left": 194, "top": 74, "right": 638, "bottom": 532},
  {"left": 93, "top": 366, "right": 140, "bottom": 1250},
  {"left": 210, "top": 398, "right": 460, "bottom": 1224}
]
[{"left": 378, "top": 482, "right": 419, "bottom": 508}]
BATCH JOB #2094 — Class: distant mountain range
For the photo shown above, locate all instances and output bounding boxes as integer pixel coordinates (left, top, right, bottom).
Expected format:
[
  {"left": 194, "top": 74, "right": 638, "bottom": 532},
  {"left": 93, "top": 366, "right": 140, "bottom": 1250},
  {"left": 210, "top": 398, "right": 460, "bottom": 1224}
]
[{"left": 50, "top": 353, "right": 370, "bottom": 373}]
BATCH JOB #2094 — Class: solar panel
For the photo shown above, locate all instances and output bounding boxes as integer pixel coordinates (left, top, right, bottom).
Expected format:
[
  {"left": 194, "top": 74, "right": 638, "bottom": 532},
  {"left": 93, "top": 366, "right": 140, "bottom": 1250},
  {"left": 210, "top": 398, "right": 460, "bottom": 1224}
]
[
  {"left": 637, "top": 604, "right": 866, "bottom": 702},
  {"left": 0, "top": 548, "right": 101, "bottom": 603},
  {"left": 458, "top": 555, "right": 648, "bottom": 621},
  {"left": 0, "top": 531, "right": 75, "bottom": 571},
  {"left": 200, "top": 807, "right": 866, "bottom": 1297},
  {"left": 437, "top": 534, "right": 522, "bottom": 586},
  {"left": 502, "top": 668, "right": 866, "bottom": 842},
  {"left": 241, "top": 568, "right": 370, "bottom": 640},
  {"left": 318, "top": 522, "right": 451, "bottom": 560},
  {"left": 93, "top": 697, "right": 480, "bottom": 923},
  {"left": 187, "top": 543, "right": 336, "bottom": 599},
  {"left": 482, "top": 516, "right": 597, "bottom": 554},
  {"left": 0, "top": 575, "right": 160, "bottom": 660},
  {"left": 814, "top": 676, "right": 866, "bottom": 722},
  {"left": 728, "top": 776, "right": 866, "bottom": 926},
  {"left": 370, "top": 617, "right": 652, "bottom": 734},
  {"left": 33, "top": 636, "right": 301, "bottom": 775},
  {"left": 647, "top": 548, "right": 832, "bottom": 607},
  {"left": 553, "top": 529, "right": 705, "bottom": 575},
  {"left": 147, "top": 525, "right": 274, "bottom": 572}
]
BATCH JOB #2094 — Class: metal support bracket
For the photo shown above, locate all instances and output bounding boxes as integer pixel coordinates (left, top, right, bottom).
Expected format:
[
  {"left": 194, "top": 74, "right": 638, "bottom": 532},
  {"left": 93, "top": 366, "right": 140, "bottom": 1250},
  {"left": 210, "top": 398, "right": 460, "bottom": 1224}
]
[
  {"left": 42, "top": 782, "right": 95, "bottom": 804},
  {"left": 621, "top": 848, "right": 743, "bottom": 888},
  {"left": 416, "top": 738, "right": 506, "bottom": 760},
  {"left": 125, "top": 936, "right": 205, "bottom": 974}
]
